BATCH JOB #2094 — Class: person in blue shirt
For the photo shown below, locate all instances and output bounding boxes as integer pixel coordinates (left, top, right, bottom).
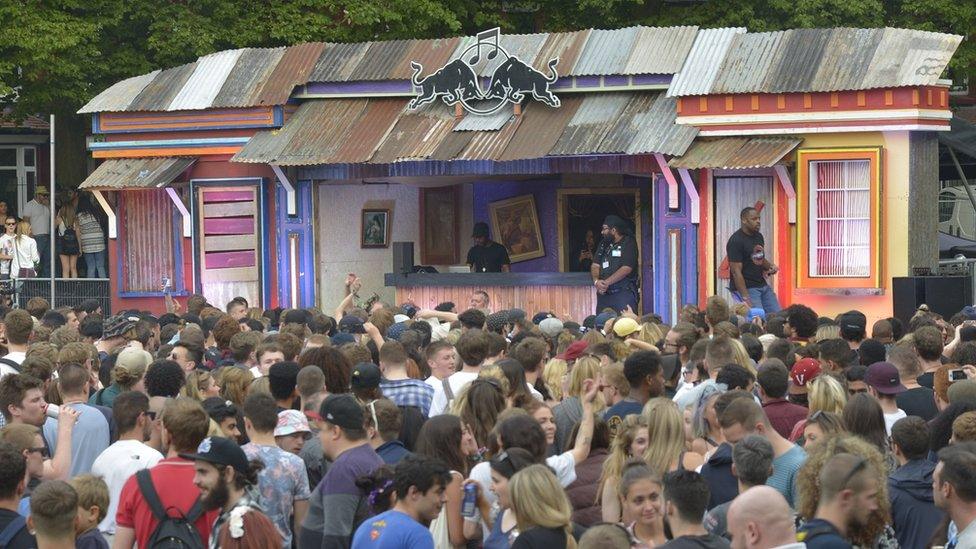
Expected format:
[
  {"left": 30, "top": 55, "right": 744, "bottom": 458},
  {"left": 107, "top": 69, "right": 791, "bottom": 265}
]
[{"left": 352, "top": 454, "right": 452, "bottom": 549}]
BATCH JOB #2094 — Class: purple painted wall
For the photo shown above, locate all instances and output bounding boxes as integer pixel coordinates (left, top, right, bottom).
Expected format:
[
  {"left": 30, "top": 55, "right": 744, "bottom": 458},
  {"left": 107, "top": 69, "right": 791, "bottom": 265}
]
[{"left": 472, "top": 176, "right": 657, "bottom": 313}]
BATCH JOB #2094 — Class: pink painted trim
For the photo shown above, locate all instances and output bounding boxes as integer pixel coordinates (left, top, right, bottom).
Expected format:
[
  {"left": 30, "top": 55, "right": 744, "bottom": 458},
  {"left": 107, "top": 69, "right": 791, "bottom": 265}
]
[
  {"left": 205, "top": 250, "right": 256, "bottom": 269},
  {"left": 203, "top": 190, "right": 253, "bottom": 202},
  {"left": 203, "top": 217, "right": 254, "bottom": 234}
]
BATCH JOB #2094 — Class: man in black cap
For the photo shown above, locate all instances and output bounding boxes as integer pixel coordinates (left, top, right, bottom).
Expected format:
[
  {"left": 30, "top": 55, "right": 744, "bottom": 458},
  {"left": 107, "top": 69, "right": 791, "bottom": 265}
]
[
  {"left": 592, "top": 215, "right": 639, "bottom": 313},
  {"left": 466, "top": 222, "right": 510, "bottom": 273}
]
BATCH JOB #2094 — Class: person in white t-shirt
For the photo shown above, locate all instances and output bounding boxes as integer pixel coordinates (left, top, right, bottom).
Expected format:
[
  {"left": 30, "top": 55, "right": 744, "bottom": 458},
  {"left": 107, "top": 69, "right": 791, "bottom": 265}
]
[
  {"left": 429, "top": 330, "right": 489, "bottom": 416},
  {"left": 423, "top": 340, "right": 457, "bottom": 393},
  {"left": 0, "top": 215, "right": 16, "bottom": 282},
  {"left": 20, "top": 186, "right": 50, "bottom": 277},
  {"left": 865, "top": 361, "right": 908, "bottom": 435},
  {"left": 91, "top": 391, "right": 163, "bottom": 540}
]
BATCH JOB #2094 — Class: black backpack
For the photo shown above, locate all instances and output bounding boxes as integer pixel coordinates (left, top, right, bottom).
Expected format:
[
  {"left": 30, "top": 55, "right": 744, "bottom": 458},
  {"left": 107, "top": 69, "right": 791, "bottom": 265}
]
[{"left": 136, "top": 469, "right": 206, "bottom": 549}]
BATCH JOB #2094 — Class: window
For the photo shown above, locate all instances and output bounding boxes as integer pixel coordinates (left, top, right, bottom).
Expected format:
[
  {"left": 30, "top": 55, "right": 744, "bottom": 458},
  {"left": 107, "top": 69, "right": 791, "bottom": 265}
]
[{"left": 796, "top": 148, "right": 882, "bottom": 289}]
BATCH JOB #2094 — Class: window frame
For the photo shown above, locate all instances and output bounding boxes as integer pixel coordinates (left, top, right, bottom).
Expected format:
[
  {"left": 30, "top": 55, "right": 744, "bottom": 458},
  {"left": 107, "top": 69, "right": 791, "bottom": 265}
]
[{"left": 796, "top": 147, "right": 883, "bottom": 289}]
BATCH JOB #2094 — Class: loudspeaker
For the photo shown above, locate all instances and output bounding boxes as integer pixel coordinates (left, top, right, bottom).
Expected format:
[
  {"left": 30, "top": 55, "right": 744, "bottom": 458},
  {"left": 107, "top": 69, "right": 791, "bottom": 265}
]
[
  {"left": 893, "top": 275, "right": 972, "bottom": 326},
  {"left": 392, "top": 242, "right": 414, "bottom": 275}
]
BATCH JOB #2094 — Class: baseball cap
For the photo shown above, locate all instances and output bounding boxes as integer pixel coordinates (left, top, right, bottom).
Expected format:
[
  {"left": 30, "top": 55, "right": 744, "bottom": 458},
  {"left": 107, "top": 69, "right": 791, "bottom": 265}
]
[
  {"left": 35, "top": 185, "right": 49, "bottom": 195},
  {"left": 486, "top": 311, "right": 509, "bottom": 333},
  {"left": 331, "top": 333, "right": 356, "bottom": 346},
  {"left": 275, "top": 410, "right": 312, "bottom": 438},
  {"left": 393, "top": 314, "right": 410, "bottom": 324},
  {"left": 507, "top": 309, "right": 526, "bottom": 322},
  {"left": 556, "top": 340, "right": 588, "bottom": 361},
  {"left": 962, "top": 306, "right": 976, "bottom": 321},
  {"left": 790, "top": 358, "right": 822, "bottom": 387},
  {"left": 594, "top": 312, "right": 616, "bottom": 331},
  {"left": 115, "top": 348, "right": 153, "bottom": 372},
  {"left": 306, "top": 394, "right": 365, "bottom": 431},
  {"left": 865, "top": 362, "right": 907, "bottom": 394},
  {"left": 532, "top": 312, "right": 554, "bottom": 325},
  {"left": 386, "top": 322, "right": 408, "bottom": 341},
  {"left": 102, "top": 314, "right": 136, "bottom": 339},
  {"left": 472, "top": 222, "right": 490, "bottom": 238},
  {"left": 350, "top": 362, "right": 381, "bottom": 390},
  {"left": 179, "top": 436, "right": 249, "bottom": 474},
  {"left": 338, "top": 315, "right": 366, "bottom": 334},
  {"left": 539, "top": 317, "right": 564, "bottom": 338},
  {"left": 613, "top": 317, "right": 640, "bottom": 338}
]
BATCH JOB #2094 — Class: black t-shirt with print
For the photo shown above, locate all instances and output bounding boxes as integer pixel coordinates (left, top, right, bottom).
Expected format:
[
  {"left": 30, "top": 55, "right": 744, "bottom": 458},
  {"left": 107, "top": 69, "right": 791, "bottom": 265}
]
[{"left": 726, "top": 228, "right": 767, "bottom": 288}]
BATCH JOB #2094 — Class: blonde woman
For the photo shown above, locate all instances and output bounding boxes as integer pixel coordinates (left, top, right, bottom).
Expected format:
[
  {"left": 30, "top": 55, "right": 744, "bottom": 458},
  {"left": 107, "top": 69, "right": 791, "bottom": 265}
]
[
  {"left": 542, "top": 358, "right": 568, "bottom": 403},
  {"left": 219, "top": 367, "right": 254, "bottom": 407},
  {"left": 599, "top": 415, "right": 649, "bottom": 522},
  {"left": 729, "top": 338, "right": 755, "bottom": 375},
  {"left": 55, "top": 202, "right": 81, "bottom": 277},
  {"left": 509, "top": 464, "right": 577, "bottom": 549},
  {"left": 815, "top": 324, "right": 841, "bottom": 342},
  {"left": 181, "top": 370, "right": 221, "bottom": 401},
  {"left": 9, "top": 220, "right": 39, "bottom": 278},
  {"left": 643, "top": 398, "right": 703, "bottom": 476},
  {"left": 789, "top": 374, "right": 847, "bottom": 441},
  {"left": 553, "top": 356, "right": 604, "bottom": 451}
]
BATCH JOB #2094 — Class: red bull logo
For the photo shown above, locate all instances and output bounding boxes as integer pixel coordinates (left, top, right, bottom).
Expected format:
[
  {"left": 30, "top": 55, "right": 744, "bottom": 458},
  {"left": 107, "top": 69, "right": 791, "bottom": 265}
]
[{"left": 409, "top": 27, "right": 560, "bottom": 115}]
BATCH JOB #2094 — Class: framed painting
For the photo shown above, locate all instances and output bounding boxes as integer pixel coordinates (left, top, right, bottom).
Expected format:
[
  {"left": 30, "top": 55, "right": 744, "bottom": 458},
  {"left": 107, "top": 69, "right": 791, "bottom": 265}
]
[
  {"left": 420, "top": 186, "right": 460, "bottom": 264},
  {"left": 488, "top": 194, "right": 545, "bottom": 263},
  {"left": 361, "top": 208, "right": 391, "bottom": 248}
]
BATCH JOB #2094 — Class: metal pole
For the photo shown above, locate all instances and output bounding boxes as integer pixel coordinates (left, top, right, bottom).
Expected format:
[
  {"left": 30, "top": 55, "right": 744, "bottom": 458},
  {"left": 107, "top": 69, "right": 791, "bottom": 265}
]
[
  {"left": 948, "top": 146, "right": 976, "bottom": 216},
  {"left": 49, "top": 115, "right": 55, "bottom": 307}
]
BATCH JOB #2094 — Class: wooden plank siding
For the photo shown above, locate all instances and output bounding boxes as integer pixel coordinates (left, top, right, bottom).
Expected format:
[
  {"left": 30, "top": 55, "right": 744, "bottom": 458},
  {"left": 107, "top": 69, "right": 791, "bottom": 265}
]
[{"left": 394, "top": 285, "right": 597, "bottom": 322}]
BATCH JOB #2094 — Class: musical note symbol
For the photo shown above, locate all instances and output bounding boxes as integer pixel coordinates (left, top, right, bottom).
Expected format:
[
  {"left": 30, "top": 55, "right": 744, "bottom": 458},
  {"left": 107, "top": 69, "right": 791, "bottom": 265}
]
[{"left": 469, "top": 27, "right": 501, "bottom": 65}]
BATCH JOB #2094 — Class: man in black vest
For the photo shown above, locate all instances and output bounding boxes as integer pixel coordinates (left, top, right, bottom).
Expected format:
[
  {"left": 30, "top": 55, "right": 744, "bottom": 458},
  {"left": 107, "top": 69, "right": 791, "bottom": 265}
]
[{"left": 592, "top": 215, "right": 639, "bottom": 313}]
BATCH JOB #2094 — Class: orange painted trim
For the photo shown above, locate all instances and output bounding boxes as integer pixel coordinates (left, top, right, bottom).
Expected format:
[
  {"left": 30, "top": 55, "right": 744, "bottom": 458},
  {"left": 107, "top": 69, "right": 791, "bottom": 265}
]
[
  {"left": 726, "top": 96, "right": 734, "bottom": 112},
  {"left": 857, "top": 92, "right": 866, "bottom": 107},
  {"left": 795, "top": 147, "right": 883, "bottom": 290},
  {"left": 751, "top": 95, "right": 760, "bottom": 111},
  {"left": 92, "top": 146, "right": 242, "bottom": 158},
  {"left": 677, "top": 86, "right": 951, "bottom": 117},
  {"left": 699, "top": 97, "right": 708, "bottom": 112},
  {"left": 885, "top": 91, "right": 894, "bottom": 106}
]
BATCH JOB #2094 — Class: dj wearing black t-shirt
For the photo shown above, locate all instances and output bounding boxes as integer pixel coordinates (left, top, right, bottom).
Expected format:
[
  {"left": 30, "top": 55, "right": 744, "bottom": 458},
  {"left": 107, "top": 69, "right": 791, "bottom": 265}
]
[
  {"left": 467, "top": 222, "right": 511, "bottom": 273},
  {"left": 727, "top": 207, "right": 780, "bottom": 314},
  {"left": 592, "top": 215, "right": 639, "bottom": 313}
]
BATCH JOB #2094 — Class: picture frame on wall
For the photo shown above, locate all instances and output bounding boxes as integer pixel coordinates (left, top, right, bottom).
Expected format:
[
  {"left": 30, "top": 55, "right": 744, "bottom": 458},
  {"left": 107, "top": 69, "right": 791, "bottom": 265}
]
[
  {"left": 361, "top": 208, "right": 391, "bottom": 248},
  {"left": 420, "top": 186, "right": 460, "bottom": 265},
  {"left": 488, "top": 194, "right": 545, "bottom": 263}
]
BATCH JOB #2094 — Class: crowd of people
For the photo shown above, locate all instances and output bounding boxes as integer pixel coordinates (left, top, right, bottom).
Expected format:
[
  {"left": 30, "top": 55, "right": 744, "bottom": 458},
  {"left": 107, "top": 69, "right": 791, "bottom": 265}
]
[{"left": 1, "top": 281, "right": 976, "bottom": 549}]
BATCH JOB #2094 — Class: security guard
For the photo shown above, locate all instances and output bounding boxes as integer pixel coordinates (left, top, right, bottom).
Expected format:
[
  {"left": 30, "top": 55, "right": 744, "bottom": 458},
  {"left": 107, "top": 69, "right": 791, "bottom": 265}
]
[{"left": 592, "top": 215, "right": 639, "bottom": 313}]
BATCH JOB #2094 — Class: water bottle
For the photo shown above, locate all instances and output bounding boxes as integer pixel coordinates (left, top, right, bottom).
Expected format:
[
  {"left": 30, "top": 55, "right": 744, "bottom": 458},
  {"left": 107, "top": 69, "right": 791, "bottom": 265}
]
[{"left": 461, "top": 483, "right": 477, "bottom": 518}]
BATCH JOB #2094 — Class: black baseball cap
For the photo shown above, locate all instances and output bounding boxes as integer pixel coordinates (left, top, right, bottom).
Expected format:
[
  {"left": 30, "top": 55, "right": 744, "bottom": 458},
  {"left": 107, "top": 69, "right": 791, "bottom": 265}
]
[
  {"left": 179, "top": 436, "right": 249, "bottom": 474},
  {"left": 338, "top": 315, "right": 366, "bottom": 334},
  {"left": 472, "top": 222, "right": 490, "bottom": 238},
  {"left": 350, "top": 362, "right": 381, "bottom": 390},
  {"left": 306, "top": 394, "right": 365, "bottom": 431}
]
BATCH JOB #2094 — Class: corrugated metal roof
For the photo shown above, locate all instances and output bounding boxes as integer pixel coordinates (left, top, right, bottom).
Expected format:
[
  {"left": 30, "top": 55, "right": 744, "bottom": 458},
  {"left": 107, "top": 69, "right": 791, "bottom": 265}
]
[
  {"left": 273, "top": 99, "right": 367, "bottom": 165},
  {"left": 453, "top": 106, "right": 513, "bottom": 131},
  {"left": 79, "top": 157, "right": 196, "bottom": 189},
  {"left": 78, "top": 70, "right": 160, "bottom": 114},
  {"left": 623, "top": 26, "right": 699, "bottom": 75},
  {"left": 348, "top": 39, "right": 412, "bottom": 81},
  {"left": 390, "top": 38, "right": 461, "bottom": 80},
  {"left": 710, "top": 32, "right": 786, "bottom": 94},
  {"left": 212, "top": 47, "right": 286, "bottom": 108},
  {"left": 168, "top": 49, "right": 244, "bottom": 111},
  {"left": 497, "top": 96, "right": 582, "bottom": 161},
  {"left": 330, "top": 99, "right": 407, "bottom": 163},
  {"left": 457, "top": 114, "right": 524, "bottom": 160},
  {"left": 570, "top": 27, "right": 640, "bottom": 76},
  {"left": 254, "top": 42, "right": 325, "bottom": 106},
  {"left": 627, "top": 95, "right": 697, "bottom": 155},
  {"left": 863, "top": 27, "right": 961, "bottom": 90},
  {"left": 477, "top": 33, "right": 549, "bottom": 77},
  {"left": 668, "top": 136, "right": 801, "bottom": 169},
  {"left": 531, "top": 30, "right": 589, "bottom": 76},
  {"left": 308, "top": 43, "right": 363, "bottom": 82},
  {"left": 549, "top": 93, "right": 631, "bottom": 155},
  {"left": 667, "top": 27, "right": 746, "bottom": 97},
  {"left": 384, "top": 103, "right": 457, "bottom": 161},
  {"left": 765, "top": 28, "right": 831, "bottom": 93},
  {"left": 808, "top": 28, "right": 879, "bottom": 94},
  {"left": 127, "top": 62, "right": 197, "bottom": 112}
]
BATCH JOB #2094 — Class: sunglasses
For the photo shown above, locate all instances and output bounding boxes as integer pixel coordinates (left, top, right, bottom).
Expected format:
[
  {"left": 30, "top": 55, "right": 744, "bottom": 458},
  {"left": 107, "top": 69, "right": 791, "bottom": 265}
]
[
  {"left": 4, "top": 222, "right": 14, "bottom": 226},
  {"left": 28, "top": 446, "right": 49, "bottom": 458},
  {"left": 840, "top": 457, "right": 868, "bottom": 489}
]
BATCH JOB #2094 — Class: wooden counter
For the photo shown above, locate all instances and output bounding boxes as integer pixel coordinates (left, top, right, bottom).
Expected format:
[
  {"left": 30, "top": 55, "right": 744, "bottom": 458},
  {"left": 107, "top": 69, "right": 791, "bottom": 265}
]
[{"left": 384, "top": 272, "right": 597, "bottom": 320}]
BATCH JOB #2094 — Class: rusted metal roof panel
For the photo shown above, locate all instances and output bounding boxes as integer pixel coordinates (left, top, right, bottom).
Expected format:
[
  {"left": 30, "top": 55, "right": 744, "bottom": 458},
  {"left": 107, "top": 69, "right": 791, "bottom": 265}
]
[
  {"left": 596, "top": 93, "right": 660, "bottom": 154},
  {"left": 710, "top": 32, "right": 786, "bottom": 94},
  {"left": 330, "top": 99, "right": 407, "bottom": 163},
  {"left": 79, "top": 157, "right": 196, "bottom": 189},
  {"left": 549, "top": 93, "right": 630, "bottom": 155},
  {"left": 79, "top": 70, "right": 160, "bottom": 114},
  {"left": 213, "top": 47, "right": 287, "bottom": 108},
  {"left": 168, "top": 49, "right": 244, "bottom": 111},
  {"left": 668, "top": 136, "right": 801, "bottom": 169},
  {"left": 570, "top": 27, "right": 640, "bottom": 76},
  {"left": 390, "top": 38, "right": 461, "bottom": 80},
  {"left": 807, "top": 28, "right": 879, "bottom": 93},
  {"left": 349, "top": 40, "right": 413, "bottom": 81},
  {"left": 457, "top": 115, "right": 524, "bottom": 160},
  {"left": 667, "top": 27, "right": 747, "bottom": 97},
  {"left": 371, "top": 103, "right": 456, "bottom": 163},
  {"left": 497, "top": 96, "right": 582, "bottom": 161},
  {"left": 274, "top": 99, "right": 368, "bottom": 165},
  {"left": 255, "top": 42, "right": 326, "bottom": 106},
  {"left": 532, "top": 30, "right": 589, "bottom": 76},
  {"left": 623, "top": 26, "right": 699, "bottom": 75},
  {"left": 454, "top": 106, "right": 513, "bottom": 131},
  {"left": 627, "top": 95, "right": 697, "bottom": 156},
  {"left": 308, "top": 43, "right": 361, "bottom": 82},
  {"left": 765, "top": 29, "right": 831, "bottom": 93},
  {"left": 127, "top": 62, "right": 197, "bottom": 112}
]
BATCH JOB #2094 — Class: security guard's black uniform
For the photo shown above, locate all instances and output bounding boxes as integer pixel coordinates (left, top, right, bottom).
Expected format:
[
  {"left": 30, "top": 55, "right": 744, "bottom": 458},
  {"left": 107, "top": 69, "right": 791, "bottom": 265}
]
[{"left": 595, "top": 216, "right": 639, "bottom": 312}]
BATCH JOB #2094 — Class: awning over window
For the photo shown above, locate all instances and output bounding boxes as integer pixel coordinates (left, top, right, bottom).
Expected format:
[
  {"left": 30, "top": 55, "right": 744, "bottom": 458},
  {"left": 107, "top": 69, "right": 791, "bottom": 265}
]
[
  {"left": 79, "top": 157, "right": 196, "bottom": 190},
  {"left": 668, "top": 137, "right": 801, "bottom": 170}
]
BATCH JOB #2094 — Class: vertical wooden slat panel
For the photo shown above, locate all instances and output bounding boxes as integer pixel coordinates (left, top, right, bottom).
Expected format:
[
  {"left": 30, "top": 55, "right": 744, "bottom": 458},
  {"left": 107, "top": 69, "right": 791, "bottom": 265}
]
[{"left": 124, "top": 190, "right": 175, "bottom": 292}]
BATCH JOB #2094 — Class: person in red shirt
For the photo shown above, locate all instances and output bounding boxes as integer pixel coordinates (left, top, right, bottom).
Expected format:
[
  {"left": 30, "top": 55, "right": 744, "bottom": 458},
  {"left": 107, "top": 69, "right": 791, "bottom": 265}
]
[
  {"left": 112, "top": 398, "right": 220, "bottom": 549},
  {"left": 757, "top": 360, "right": 809, "bottom": 439}
]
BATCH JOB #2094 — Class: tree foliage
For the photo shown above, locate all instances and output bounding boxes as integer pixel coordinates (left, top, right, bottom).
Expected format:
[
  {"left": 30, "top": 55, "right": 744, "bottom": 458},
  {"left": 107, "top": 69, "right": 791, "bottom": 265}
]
[{"left": 0, "top": 0, "right": 971, "bottom": 118}]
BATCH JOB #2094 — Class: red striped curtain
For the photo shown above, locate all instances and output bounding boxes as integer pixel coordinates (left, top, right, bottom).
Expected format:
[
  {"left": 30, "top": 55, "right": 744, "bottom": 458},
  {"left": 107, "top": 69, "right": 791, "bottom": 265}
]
[{"left": 810, "top": 160, "right": 870, "bottom": 277}]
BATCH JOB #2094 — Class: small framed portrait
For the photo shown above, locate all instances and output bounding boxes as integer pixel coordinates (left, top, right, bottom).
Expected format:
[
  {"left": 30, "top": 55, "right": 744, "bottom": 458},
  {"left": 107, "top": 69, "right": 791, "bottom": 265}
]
[
  {"left": 488, "top": 194, "right": 544, "bottom": 262},
  {"left": 361, "top": 208, "right": 391, "bottom": 248}
]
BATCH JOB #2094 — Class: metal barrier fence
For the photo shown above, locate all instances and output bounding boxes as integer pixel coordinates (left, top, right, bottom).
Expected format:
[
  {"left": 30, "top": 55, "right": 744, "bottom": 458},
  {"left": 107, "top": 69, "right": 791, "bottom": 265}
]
[{"left": 10, "top": 278, "right": 111, "bottom": 314}]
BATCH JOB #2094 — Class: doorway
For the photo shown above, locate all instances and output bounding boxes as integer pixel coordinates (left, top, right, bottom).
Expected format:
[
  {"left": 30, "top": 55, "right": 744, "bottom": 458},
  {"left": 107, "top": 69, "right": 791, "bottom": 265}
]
[
  {"left": 558, "top": 189, "right": 640, "bottom": 273},
  {"left": 0, "top": 146, "right": 37, "bottom": 217},
  {"left": 713, "top": 175, "right": 774, "bottom": 303}
]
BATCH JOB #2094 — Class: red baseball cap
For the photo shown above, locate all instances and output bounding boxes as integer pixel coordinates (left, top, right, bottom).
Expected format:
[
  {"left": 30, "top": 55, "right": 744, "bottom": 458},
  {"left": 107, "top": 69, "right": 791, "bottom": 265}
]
[
  {"left": 790, "top": 358, "right": 822, "bottom": 387},
  {"left": 556, "top": 341, "right": 589, "bottom": 361}
]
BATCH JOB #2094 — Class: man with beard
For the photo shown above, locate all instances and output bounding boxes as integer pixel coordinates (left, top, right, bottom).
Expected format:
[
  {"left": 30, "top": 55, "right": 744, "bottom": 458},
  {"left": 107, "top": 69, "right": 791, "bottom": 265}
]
[
  {"left": 659, "top": 470, "right": 730, "bottom": 548},
  {"left": 592, "top": 215, "right": 639, "bottom": 313},
  {"left": 797, "top": 453, "right": 880, "bottom": 548},
  {"left": 182, "top": 436, "right": 271, "bottom": 549},
  {"left": 352, "top": 455, "right": 452, "bottom": 549}
]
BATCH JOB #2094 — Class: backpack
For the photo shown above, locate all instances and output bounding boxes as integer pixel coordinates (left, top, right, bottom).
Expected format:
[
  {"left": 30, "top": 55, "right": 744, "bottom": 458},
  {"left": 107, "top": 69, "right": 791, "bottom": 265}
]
[
  {"left": 0, "top": 515, "right": 27, "bottom": 546},
  {"left": 0, "top": 357, "right": 21, "bottom": 373},
  {"left": 136, "top": 469, "right": 206, "bottom": 549}
]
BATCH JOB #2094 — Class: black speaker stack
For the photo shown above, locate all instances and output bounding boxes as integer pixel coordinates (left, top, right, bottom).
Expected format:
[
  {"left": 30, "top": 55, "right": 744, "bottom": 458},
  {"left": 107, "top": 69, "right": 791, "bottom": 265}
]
[{"left": 892, "top": 266, "right": 973, "bottom": 326}]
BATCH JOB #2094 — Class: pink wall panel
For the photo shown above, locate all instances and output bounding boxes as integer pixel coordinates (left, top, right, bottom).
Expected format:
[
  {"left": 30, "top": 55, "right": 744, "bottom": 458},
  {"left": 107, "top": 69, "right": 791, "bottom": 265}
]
[
  {"left": 204, "top": 250, "right": 256, "bottom": 269},
  {"left": 203, "top": 217, "right": 254, "bottom": 234},
  {"left": 203, "top": 190, "right": 254, "bottom": 202}
]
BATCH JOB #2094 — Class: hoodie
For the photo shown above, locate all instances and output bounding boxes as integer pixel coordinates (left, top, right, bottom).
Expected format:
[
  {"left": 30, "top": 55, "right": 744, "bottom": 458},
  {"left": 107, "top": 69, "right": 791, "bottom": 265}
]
[
  {"left": 700, "top": 442, "right": 737, "bottom": 510},
  {"left": 888, "top": 459, "right": 945, "bottom": 549}
]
